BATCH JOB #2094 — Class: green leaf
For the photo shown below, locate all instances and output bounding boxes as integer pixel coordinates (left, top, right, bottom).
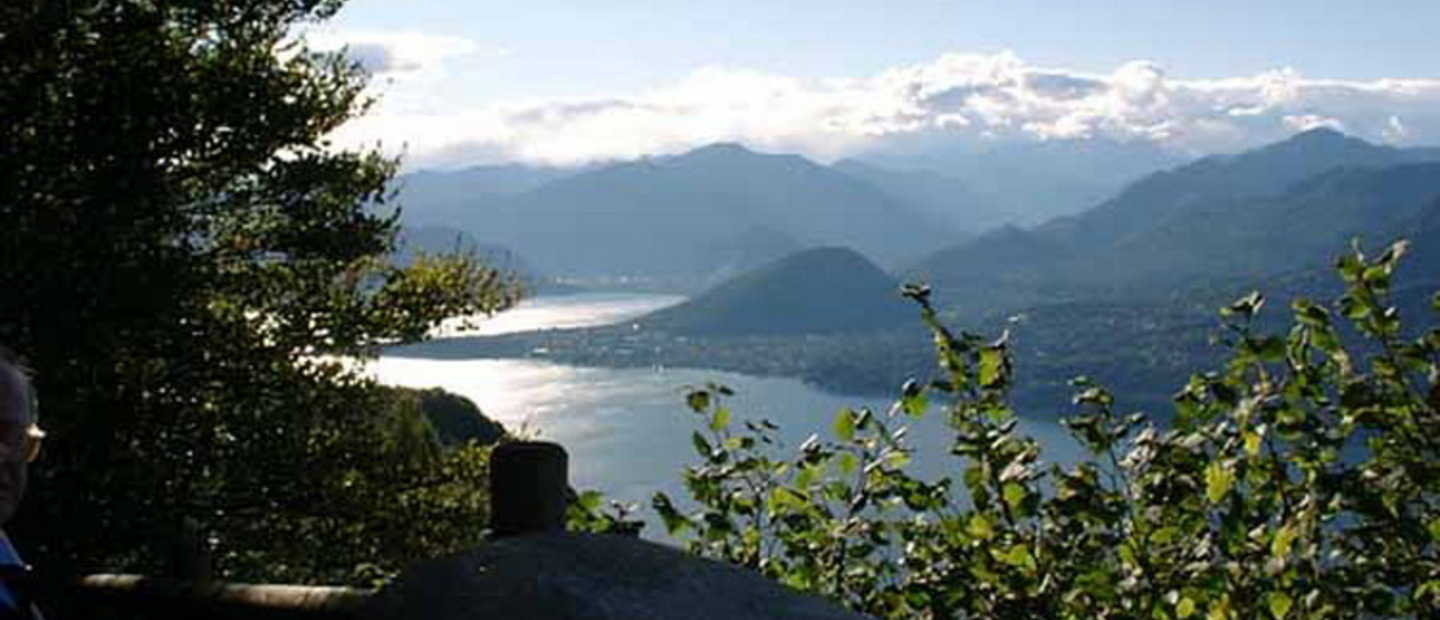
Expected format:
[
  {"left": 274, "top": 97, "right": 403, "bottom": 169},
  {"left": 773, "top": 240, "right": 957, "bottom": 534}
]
[
  {"left": 963, "top": 466, "right": 984, "bottom": 491},
  {"left": 1267, "top": 592, "right": 1293, "bottom": 619},
  {"left": 1338, "top": 252, "right": 1365, "bottom": 282},
  {"left": 884, "top": 450, "right": 911, "bottom": 470},
  {"left": 967, "top": 514, "right": 995, "bottom": 540},
  {"left": 709, "top": 406, "right": 730, "bottom": 431},
  {"left": 767, "top": 487, "right": 807, "bottom": 514},
  {"left": 795, "top": 463, "right": 822, "bottom": 490},
  {"left": 691, "top": 431, "right": 712, "bottom": 458},
  {"left": 1178, "top": 596, "right": 1198, "bottom": 618},
  {"left": 1150, "top": 526, "right": 1181, "bottom": 546},
  {"left": 1292, "top": 298, "right": 1330, "bottom": 327},
  {"left": 686, "top": 389, "right": 711, "bottom": 413},
  {"left": 1206, "top": 461, "right": 1235, "bottom": 504},
  {"left": 1339, "top": 295, "right": 1370, "bottom": 321},
  {"left": 1208, "top": 596, "right": 1234, "bottom": 620},
  {"left": 1243, "top": 429, "right": 1263, "bottom": 457},
  {"left": 651, "top": 493, "right": 690, "bottom": 535},
  {"left": 1272, "top": 523, "right": 1298, "bottom": 558},
  {"left": 1255, "top": 336, "right": 1286, "bottom": 362},
  {"left": 576, "top": 490, "right": 603, "bottom": 511},
  {"left": 997, "top": 544, "right": 1037, "bottom": 573},
  {"left": 833, "top": 408, "right": 856, "bottom": 442},
  {"left": 1002, "top": 481, "right": 1028, "bottom": 511},
  {"left": 979, "top": 346, "right": 1005, "bottom": 388},
  {"left": 836, "top": 452, "right": 858, "bottom": 475},
  {"left": 901, "top": 383, "right": 928, "bottom": 418},
  {"left": 1118, "top": 543, "right": 1137, "bottom": 569}
]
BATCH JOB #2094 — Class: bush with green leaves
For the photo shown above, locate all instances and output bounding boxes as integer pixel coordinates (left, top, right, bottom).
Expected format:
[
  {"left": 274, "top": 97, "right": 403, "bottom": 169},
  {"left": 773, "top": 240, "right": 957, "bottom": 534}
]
[{"left": 576, "top": 240, "right": 1440, "bottom": 619}]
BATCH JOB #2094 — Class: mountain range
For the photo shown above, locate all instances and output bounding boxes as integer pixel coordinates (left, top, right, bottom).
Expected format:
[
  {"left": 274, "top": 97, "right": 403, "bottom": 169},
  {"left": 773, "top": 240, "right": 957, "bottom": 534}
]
[
  {"left": 394, "top": 140, "right": 1177, "bottom": 288},
  {"left": 397, "top": 144, "right": 977, "bottom": 286},
  {"left": 860, "top": 136, "right": 1187, "bottom": 225},
  {"left": 396, "top": 128, "right": 1440, "bottom": 320},
  {"left": 909, "top": 128, "right": 1440, "bottom": 315},
  {"left": 389, "top": 129, "right": 1440, "bottom": 408}
]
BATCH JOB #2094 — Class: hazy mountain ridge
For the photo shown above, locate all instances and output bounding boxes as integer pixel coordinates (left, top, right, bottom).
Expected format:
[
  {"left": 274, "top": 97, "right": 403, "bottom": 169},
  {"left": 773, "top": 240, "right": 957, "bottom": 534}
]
[
  {"left": 831, "top": 159, "right": 1001, "bottom": 233},
  {"left": 390, "top": 131, "right": 1440, "bottom": 409},
  {"left": 394, "top": 225, "right": 577, "bottom": 294},
  {"left": 399, "top": 143, "right": 967, "bottom": 286},
  {"left": 859, "top": 137, "right": 1188, "bottom": 225},
  {"left": 911, "top": 129, "right": 1440, "bottom": 314},
  {"left": 1040, "top": 128, "right": 1436, "bottom": 246},
  {"left": 392, "top": 138, "right": 1197, "bottom": 287},
  {"left": 396, "top": 164, "right": 577, "bottom": 209}
]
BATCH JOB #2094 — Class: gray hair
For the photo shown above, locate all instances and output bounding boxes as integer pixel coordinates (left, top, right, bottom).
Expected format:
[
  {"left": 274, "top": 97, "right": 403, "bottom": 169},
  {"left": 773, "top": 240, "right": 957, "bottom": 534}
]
[{"left": 0, "top": 344, "right": 35, "bottom": 421}]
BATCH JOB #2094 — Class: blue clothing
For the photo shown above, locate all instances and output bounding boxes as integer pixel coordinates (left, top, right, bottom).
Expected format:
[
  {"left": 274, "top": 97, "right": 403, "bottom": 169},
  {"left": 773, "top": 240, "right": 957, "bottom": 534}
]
[{"left": 0, "top": 534, "right": 38, "bottom": 619}]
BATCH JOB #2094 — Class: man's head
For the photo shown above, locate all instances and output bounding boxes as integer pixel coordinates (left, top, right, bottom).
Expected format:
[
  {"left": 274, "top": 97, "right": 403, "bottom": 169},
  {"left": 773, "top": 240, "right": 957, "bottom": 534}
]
[{"left": 0, "top": 347, "right": 41, "bottom": 525}]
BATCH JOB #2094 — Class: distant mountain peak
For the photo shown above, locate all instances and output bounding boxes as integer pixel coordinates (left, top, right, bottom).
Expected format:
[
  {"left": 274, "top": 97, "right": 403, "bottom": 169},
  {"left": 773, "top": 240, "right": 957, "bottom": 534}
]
[
  {"left": 640, "top": 246, "right": 912, "bottom": 336},
  {"left": 1265, "top": 127, "right": 1375, "bottom": 154},
  {"left": 1293, "top": 126, "right": 1346, "bottom": 139},
  {"left": 777, "top": 246, "right": 881, "bottom": 269},
  {"left": 676, "top": 142, "right": 761, "bottom": 160},
  {"left": 660, "top": 141, "right": 809, "bottom": 171}
]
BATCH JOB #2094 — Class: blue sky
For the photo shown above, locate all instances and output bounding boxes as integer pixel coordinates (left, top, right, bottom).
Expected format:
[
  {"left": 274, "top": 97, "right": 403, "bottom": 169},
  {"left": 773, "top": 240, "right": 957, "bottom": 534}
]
[{"left": 315, "top": 0, "right": 1440, "bottom": 167}]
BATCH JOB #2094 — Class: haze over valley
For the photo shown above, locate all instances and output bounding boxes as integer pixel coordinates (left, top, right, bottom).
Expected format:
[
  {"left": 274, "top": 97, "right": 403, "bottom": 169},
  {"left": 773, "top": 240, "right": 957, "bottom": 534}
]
[{"left": 388, "top": 128, "right": 1440, "bottom": 415}]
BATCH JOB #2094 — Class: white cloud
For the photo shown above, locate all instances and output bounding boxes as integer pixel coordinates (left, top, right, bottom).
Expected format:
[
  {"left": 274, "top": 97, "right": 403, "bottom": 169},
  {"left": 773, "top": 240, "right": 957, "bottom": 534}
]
[
  {"left": 1384, "top": 115, "right": 1409, "bottom": 141},
  {"left": 305, "top": 29, "right": 482, "bottom": 75},
  {"left": 325, "top": 50, "right": 1440, "bottom": 168},
  {"left": 1283, "top": 114, "right": 1346, "bottom": 133}
]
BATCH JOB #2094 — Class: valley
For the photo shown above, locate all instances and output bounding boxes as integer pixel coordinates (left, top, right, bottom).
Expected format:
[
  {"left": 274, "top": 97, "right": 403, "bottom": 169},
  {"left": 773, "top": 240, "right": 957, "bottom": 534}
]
[{"left": 390, "top": 128, "right": 1440, "bottom": 420}]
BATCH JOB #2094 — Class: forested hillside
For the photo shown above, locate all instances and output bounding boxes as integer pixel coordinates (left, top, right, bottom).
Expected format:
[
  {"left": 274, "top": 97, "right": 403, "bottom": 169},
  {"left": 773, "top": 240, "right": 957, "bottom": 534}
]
[
  {"left": 911, "top": 129, "right": 1440, "bottom": 314},
  {"left": 640, "top": 247, "right": 913, "bottom": 336}
]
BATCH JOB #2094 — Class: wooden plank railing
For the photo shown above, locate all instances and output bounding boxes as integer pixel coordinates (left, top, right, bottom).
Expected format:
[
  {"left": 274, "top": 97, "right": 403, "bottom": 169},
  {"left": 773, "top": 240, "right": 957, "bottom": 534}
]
[
  {"left": 70, "top": 441, "right": 569, "bottom": 619},
  {"left": 75, "top": 574, "right": 370, "bottom": 619}
]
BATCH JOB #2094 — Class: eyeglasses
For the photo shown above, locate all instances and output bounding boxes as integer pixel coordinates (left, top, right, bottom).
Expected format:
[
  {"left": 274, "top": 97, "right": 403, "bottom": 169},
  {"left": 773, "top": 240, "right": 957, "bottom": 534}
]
[
  {"left": 0, "top": 424, "right": 41, "bottom": 465},
  {"left": 0, "top": 387, "right": 42, "bottom": 464},
  {"left": 22, "top": 424, "right": 43, "bottom": 464}
]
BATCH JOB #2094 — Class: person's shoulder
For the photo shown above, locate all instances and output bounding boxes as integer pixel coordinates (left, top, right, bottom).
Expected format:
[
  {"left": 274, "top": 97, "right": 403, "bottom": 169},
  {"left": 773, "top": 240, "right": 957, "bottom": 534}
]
[{"left": 0, "top": 534, "right": 20, "bottom": 567}]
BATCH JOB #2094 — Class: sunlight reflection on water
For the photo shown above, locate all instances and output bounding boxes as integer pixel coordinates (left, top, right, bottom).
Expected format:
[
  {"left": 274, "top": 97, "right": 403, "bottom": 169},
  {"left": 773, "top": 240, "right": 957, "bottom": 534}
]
[
  {"left": 431, "top": 292, "right": 685, "bottom": 338},
  {"left": 369, "top": 359, "right": 1082, "bottom": 519},
  {"left": 370, "top": 292, "right": 1081, "bottom": 528}
]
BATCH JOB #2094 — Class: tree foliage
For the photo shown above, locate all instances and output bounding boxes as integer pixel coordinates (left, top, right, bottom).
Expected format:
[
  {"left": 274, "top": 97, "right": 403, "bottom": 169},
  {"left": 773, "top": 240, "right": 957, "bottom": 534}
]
[
  {"left": 574, "top": 240, "right": 1440, "bottom": 618},
  {"left": 1, "top": 0, "right": 517, "bottom": 585}
]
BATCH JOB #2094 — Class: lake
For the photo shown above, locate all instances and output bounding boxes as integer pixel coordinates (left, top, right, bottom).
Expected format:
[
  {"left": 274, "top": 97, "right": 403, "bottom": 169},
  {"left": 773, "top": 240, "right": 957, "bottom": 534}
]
[
  {"left": 429, "top": 291, "right": 687, "bottom": 338},
  {"left": 371, "top": 292, "right": 1083, "bottom": 521}
]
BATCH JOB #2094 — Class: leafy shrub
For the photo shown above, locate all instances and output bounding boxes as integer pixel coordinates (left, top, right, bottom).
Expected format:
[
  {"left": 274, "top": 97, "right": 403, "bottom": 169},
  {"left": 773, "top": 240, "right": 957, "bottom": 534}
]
[{"left": 576, "top": 240, "right": 1440, "bottom": 618}]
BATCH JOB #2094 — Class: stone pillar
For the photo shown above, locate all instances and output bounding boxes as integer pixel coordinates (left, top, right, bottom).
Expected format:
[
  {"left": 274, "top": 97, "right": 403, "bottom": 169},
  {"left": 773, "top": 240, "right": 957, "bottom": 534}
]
[
  {"left": 489, "top": 441, "right": 568, "bottom": 537},
  {"left": 169, "top": 517, "right": 213, "bottom": 585}
]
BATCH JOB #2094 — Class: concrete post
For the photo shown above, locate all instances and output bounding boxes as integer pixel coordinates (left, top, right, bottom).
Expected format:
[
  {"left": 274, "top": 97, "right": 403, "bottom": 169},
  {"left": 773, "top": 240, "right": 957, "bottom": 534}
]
[
  {"left": 489, "top": 441, "right": 569, "bottom": 537},
  {"left": 170, "top": 517, "right": 214, "bottom": 585}
]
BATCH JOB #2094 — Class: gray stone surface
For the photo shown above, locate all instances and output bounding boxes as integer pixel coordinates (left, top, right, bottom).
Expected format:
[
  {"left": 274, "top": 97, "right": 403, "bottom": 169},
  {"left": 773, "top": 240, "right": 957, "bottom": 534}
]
[{"left": 364, "top": 534, "right": 871, "bottom": 620}]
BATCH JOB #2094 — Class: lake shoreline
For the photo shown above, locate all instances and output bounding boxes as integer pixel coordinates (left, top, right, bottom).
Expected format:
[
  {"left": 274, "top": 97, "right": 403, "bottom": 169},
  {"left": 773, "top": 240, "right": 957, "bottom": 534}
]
[{"left": 384, "top": 322, "right": 932, "bottom": 399}]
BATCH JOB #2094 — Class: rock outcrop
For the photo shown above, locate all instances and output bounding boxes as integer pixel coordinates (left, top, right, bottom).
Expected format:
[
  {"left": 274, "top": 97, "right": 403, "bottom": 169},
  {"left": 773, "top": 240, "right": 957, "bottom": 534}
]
[{"left": 365, "top": 533, "right": 870, "bottom": 620}]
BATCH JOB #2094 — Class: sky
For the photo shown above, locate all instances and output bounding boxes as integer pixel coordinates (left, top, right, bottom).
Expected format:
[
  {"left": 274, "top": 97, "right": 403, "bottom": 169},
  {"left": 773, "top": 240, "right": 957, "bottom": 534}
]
[{"left": 309, "top": 0, "right": 1440, "bottom": 169}]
